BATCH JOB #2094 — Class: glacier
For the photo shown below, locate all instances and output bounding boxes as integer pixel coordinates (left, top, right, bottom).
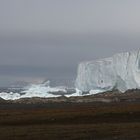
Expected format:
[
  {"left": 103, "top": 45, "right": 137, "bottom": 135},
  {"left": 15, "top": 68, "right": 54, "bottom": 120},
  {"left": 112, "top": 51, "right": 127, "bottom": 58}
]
[
  {"left": 75, "top": 50, "right": 140, "bottom": 93},
  {"left": 1, "top": 50, "right": 140, "bottom": 100}
]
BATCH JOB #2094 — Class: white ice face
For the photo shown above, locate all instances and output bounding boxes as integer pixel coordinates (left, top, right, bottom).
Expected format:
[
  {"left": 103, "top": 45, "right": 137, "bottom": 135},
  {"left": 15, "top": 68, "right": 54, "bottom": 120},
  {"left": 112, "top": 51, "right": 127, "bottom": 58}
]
[{"left": 75, "top": 50, "right": 140, "bottom": 93}]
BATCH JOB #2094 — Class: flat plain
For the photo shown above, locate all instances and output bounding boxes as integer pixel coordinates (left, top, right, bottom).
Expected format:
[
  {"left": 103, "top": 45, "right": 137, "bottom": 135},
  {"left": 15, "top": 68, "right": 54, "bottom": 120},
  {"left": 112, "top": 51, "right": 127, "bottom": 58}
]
[{"left": 0, "top": 101, "right": 140, "bottom": 140}]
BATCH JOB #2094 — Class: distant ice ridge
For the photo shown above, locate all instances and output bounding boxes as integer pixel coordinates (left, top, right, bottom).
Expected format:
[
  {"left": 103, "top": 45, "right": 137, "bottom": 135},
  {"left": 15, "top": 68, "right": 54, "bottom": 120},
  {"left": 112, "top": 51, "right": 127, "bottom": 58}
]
[
  {"left": 0, "top": 81, "right": 82, "bottom": 100},
  {"left": 76, "top": 49, "right": 140, "bottom": 93},
  {"left": 0, "top": 92, "right": 21, "bottom": 100},
  {"left": 0, "top": 84, "right": 99, "bottom": 100},
  {"left": 0, "top": 81, "right": 65, "bottom": 100}
]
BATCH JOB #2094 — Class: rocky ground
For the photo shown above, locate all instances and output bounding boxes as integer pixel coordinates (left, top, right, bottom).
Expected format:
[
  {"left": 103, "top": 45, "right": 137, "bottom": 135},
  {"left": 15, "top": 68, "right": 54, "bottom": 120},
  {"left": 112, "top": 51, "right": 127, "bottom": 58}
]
[
  {"left": 0, "top": 89, "right": 140, "bottom": 139},
  {"left": 1, "top": 89, "right": 140, "bottom": 104}
]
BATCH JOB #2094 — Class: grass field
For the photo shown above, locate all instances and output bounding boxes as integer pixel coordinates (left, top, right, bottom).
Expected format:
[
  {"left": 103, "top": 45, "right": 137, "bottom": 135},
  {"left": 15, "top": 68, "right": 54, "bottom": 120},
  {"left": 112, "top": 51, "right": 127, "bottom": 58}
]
[{"left": 0, "top": 102, "right": 140, "bottom": 139}]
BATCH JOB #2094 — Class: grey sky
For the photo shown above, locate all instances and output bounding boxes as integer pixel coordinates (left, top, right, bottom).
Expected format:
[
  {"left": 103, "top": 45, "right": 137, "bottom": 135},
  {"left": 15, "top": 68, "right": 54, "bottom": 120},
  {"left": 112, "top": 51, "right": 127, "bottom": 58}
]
[
  {"left": 0, "top": 0, "right": 140, "bottom": 86},
  {"left": 1, "top": 0, "right": 140, "bottom": 33}
]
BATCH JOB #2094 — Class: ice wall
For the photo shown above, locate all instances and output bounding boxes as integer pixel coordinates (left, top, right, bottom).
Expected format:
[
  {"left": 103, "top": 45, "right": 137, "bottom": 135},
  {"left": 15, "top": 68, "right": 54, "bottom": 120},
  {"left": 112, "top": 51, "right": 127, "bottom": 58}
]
[{"left": 75, "top": 50, "right": 140, "bottom": 93}]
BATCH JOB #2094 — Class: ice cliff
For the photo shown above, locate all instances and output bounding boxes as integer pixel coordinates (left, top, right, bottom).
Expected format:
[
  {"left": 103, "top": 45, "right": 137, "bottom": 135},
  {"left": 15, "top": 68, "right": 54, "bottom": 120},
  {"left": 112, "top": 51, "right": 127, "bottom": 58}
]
[{"left": 75, "top": 50, "right": 140, "bottom": 93}]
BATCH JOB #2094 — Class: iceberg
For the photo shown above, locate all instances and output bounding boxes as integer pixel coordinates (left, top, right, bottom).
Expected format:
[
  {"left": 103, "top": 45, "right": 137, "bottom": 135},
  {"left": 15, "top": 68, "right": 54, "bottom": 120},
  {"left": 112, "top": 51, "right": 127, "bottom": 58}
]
[{"left": 75, "top": 50, "right": 140, "bottom": 93}]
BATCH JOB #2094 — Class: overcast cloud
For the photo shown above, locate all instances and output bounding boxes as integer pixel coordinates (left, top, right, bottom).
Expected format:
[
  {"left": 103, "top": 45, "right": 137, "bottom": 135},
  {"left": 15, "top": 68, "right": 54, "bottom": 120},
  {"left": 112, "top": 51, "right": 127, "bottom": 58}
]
[{"left": 0, "top": 0, "right": 140, "bottom": 86}]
